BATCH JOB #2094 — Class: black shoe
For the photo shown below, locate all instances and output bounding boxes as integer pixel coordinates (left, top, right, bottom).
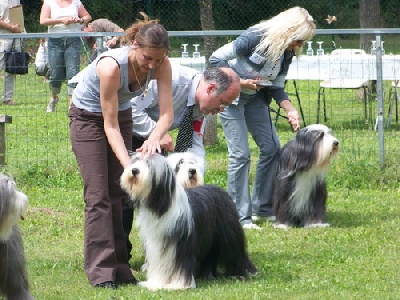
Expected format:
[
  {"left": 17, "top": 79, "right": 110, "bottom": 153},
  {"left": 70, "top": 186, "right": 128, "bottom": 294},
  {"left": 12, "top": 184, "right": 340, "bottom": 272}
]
[
  {"left": 119, "top": 278, "right": 138, "bottom": 286},
  {"left": 94, "top": 281, "right": 117, "bottom": 289}
]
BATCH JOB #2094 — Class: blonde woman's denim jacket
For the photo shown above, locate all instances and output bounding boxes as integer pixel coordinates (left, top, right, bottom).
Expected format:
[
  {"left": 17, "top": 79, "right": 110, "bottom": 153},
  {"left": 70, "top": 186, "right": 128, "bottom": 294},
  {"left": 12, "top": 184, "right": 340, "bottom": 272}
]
[{"left": 209, "top": 26, "right": 294, "bottom": 106}]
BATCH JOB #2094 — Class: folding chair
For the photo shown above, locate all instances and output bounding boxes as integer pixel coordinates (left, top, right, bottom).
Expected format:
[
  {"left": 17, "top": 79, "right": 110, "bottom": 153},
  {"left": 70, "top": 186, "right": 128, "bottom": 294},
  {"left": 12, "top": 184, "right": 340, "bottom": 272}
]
[
  {"left": 316, "top": 49, "right": 372, "bottom": 124},
  {"left": 387, "top": 80, "right": 399, "bottom": 126}
]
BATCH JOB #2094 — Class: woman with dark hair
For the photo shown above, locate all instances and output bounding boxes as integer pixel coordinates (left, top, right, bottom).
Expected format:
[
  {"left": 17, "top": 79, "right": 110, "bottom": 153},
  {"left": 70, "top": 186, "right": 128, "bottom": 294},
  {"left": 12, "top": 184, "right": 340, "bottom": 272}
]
[{"left": 68, "top": 12, "right": 173, "bottom": 289}]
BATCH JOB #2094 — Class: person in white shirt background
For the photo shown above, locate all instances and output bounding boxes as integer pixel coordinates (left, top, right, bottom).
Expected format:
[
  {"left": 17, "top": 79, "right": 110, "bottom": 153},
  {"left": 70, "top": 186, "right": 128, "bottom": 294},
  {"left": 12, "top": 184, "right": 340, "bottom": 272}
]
[
  {"left": 40, "top": 0, "right": 91, "bottom": 112},
  {"left": 0, "top": 0, "right": 23, "bottom": 105}
]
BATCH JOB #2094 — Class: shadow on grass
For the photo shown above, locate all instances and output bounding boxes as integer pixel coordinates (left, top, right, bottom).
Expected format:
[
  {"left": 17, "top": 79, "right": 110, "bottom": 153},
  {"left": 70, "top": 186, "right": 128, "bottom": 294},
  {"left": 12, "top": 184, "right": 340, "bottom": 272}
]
[{"left": 328, "top": 209, "right": 398, "bottom": 228}]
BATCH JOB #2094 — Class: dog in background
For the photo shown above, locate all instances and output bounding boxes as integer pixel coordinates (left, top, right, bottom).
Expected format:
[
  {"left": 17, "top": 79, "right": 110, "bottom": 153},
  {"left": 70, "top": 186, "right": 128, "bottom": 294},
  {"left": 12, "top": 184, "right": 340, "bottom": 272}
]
[
  {"left": 0, "top": 174, "right": 34, "bottom": 300},
  {"left": 121, "top": 153, "right": 256, "bottom": 290},
  {"left": 166, "top": 151, "right": 204, "bottom": 188},
  {"left": 273, "top": 124, "right": 339, "bottom": 229}
]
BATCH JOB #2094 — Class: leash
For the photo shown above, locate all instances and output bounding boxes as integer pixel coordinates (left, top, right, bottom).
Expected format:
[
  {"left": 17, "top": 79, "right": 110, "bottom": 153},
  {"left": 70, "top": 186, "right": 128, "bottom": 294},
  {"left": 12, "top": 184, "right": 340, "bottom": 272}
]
[{"left": 269, "top": 106, "right": 288, "bottom": 119}]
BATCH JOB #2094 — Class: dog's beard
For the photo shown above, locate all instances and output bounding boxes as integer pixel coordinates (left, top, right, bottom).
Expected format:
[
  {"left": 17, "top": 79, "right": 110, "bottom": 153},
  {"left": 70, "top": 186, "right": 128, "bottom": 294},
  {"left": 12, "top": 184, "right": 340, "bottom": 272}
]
[
  {"left": 176, "top": 165, "right": 204, "bottom": 189},
  {"left": 120, "top": 158, "right": 152, "bottom": 202},
  {"left": 166, "top": 152, "right": 204, "bottom": 189},
  {"left": 0, "top": 184, "right": 28, "bottom": 241},
  {"left": 315, "top": 134, "right": 339, "bottom": 169}
]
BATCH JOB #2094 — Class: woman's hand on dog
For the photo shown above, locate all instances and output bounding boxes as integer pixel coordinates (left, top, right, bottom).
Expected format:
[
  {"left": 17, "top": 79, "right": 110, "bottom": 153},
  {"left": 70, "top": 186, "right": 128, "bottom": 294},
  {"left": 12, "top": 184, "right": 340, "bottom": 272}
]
[
  {"left": 136, "top": 133, "right": 175, "bottom": 158},
  {"left": 137, "top": 136, "right": 162, "bottom": 158}
]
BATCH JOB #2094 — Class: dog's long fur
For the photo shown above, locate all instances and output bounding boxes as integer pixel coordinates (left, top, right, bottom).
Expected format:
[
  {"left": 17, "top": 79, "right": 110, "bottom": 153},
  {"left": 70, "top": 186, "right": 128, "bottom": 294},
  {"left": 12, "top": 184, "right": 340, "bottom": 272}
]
[
  {"left": 273, "top": 124, "right": 339, "bottom": 228},
  {"left": 166, "top": 151, "right": 204, "bottom": 188},
  {"left": 121, "top": 154, "right": 256, "bottom": 290},
  {"left": 0, "top": 174, "right": 34, "bottom": 300}
]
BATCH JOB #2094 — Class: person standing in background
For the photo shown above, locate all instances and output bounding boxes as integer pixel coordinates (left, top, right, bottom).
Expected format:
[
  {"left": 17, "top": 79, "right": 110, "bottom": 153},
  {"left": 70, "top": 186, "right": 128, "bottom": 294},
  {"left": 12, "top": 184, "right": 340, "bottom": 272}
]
[
  {"left": 82, "top": 18, "right": 124, "bottom": 62},
  {"left": 209, "top": 7, "right": 316, "bottom": 230},
  {"left": 40, "top": 0, "right": 91, "bottom": 112},
  {"left": 0, "top": 0, "right": 22, "bottom": 105}
]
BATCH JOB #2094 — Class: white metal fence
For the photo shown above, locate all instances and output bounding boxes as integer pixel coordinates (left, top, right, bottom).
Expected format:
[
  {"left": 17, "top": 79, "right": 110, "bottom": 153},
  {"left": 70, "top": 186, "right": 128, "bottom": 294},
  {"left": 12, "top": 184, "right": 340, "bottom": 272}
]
[{"left": 1, "top": 29, "right": 399, "bottom": 173}]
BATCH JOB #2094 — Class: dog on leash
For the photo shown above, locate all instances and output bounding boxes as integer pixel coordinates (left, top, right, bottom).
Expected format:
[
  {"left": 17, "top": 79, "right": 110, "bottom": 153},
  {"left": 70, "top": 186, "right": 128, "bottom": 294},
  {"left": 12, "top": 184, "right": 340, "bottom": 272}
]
[
  {"left": 0, "top": 174, "right": 34, "bottom": 300},
  {"left": 166, "top": 151, "right": 204, "bottom": 188},
  {"left": 120, "top": 153, "right": 256, "bottom": 290},
  {"left": 273, "top": 124, "right": 339, "bottom": 229}
]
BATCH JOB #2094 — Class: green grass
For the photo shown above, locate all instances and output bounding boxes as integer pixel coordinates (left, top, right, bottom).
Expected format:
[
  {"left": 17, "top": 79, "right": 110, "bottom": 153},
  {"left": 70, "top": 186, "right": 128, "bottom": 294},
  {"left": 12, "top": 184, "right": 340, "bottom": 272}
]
[{"left": 1, "top": 67, "right": 400, "bottom": 299}]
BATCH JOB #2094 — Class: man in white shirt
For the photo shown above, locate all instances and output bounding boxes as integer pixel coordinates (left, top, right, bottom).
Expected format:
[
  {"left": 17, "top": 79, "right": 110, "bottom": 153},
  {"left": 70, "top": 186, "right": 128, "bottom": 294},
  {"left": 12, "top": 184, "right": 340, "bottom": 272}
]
[
  {"left": 124, "top": 63, "right": 241, "bottom": 259},
  {"left": 0, "top": 0, "right": 22, "bottom": 105}
]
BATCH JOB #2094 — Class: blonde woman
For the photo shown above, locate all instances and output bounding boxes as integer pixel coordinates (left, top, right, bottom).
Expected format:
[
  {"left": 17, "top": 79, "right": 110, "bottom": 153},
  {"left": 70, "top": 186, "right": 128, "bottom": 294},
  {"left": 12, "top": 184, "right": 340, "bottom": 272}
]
[
  {"left": 68, "top": 13, "right": 173, "bottom": 289},
  {"left": 209, "top": 7, "right": 316, "bottom": 229}
]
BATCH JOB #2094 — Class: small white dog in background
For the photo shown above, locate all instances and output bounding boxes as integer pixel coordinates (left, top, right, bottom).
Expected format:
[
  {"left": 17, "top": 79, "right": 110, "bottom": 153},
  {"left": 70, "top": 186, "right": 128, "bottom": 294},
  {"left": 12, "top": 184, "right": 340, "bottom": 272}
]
[
  {"left": 166, "top": 151, "right": 204, "bottom": 188},
  {"left": 0, "top": 174, "right": 34, "bottom": 300},
  {"left": 273, "top": 124, "right": 339, "bottom": 229}
]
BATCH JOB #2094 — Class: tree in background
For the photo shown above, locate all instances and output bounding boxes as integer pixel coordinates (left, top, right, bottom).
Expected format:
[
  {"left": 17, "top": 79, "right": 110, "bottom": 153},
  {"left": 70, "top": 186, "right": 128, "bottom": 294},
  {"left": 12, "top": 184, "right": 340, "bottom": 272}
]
[
  {"left": 360, "top": 0, "right": 381, "bottom": 52},
  {"left": 199, "top": 0, "right": 218, "bottom": 145},
  {"left": 21, "top": 0, "right": 398, "bottom": 34},
  {"left": 359, "top": 0, "right": 381, "bottom": 94}
]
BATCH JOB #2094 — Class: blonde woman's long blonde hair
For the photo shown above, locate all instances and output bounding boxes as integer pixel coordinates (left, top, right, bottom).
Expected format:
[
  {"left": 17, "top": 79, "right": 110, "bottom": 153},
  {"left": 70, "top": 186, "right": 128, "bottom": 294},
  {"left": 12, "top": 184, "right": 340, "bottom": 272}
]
[{"left": 254, "top": 7, "right": 316, "bottom": 61}]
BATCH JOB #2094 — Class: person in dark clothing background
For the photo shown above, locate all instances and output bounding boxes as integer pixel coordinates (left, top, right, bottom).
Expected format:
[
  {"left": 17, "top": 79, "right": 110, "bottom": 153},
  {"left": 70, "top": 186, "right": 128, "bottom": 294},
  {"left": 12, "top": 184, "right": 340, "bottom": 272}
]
[{"left": 82, "top": 18, "right": 124, "bottom": 61}]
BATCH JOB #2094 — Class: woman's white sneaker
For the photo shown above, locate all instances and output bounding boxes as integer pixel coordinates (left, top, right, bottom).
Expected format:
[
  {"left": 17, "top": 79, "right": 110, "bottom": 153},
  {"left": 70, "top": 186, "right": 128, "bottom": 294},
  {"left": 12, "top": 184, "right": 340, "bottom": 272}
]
[
  {"left": 46, "top": 96, "right": 59, "bottom": 112},
  {"left": 242, "top": 223, "right": 261, "bottom": 230}
]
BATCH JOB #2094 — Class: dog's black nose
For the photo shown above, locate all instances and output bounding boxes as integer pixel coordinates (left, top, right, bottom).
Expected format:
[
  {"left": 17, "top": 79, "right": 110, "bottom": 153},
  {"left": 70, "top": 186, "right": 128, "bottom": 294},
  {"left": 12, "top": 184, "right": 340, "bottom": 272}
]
[
  {"left": 189, "top": 168, "right": 196, "bottom": 176},
  {"left": 131, "top": 168, "right": 139, "bottom": 176},
  {"left": 333, "top": 140, "right": 339, "bottom": 146}
]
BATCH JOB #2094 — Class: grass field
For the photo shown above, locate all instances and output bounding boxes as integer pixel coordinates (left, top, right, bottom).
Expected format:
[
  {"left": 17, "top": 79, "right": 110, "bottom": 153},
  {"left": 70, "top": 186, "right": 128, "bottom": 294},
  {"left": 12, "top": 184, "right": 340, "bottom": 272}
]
[{"left": 1, "top": 66, "right": 400, "bottom": 299}]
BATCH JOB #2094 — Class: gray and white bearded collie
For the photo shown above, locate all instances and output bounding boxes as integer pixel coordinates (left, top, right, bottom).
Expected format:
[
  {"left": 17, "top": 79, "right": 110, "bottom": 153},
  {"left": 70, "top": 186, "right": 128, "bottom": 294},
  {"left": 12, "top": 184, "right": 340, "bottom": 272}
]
[
  {"left": 166, "top": 151, "right": 204, "bottom": 188},
  {"left": 120, "top": 153, "right": 256, "bottom": 290},
  {"left": 0, "top": 174, "right": 34, "bottom": 300},
  {"left": 273, "top": 124, "right": 339, "bottom": 229}
]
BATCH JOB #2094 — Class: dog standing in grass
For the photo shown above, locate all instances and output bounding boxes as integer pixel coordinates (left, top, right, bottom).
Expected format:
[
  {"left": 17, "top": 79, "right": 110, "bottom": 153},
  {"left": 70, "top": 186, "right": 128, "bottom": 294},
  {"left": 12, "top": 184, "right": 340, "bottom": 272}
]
[
  {"left": 273, "top": 124, "right": 339, "bottom": 229},
  {"left": 121, "top": 153, "right": 256, "bottom": 290},
  {"left": 0, "top": 174, "right": 34, "bottom": 300}
]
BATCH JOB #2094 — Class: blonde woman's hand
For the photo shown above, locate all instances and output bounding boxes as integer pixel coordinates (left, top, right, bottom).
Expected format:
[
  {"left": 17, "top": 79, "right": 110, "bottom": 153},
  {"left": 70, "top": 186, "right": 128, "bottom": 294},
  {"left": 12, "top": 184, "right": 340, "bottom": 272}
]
[
  {"left": 240, "top": 78, "right": 260, "bottom": 90},
  {"left": 287, "top": 110, "right": 300, "bottom": 131}
]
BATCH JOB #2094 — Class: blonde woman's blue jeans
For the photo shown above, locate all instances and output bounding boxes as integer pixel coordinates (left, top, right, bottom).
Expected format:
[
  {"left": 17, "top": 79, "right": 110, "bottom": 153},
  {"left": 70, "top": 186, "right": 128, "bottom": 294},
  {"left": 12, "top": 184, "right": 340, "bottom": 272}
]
[{"left": 219, "top": 92, "right": 280, "bottom": 225}]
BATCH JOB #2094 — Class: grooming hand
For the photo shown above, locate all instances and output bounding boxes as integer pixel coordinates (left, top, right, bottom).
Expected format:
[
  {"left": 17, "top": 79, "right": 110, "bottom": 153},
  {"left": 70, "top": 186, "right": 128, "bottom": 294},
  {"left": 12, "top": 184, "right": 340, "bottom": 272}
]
[
  {"left": 137, "top": 135, "right": 162, "bottom": 158},
  {"left": 160, "top": 133, "right": 174, "bottom": 152},
  {"left": 287, "top": 110, "right": 300, "bottom": 131}
]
